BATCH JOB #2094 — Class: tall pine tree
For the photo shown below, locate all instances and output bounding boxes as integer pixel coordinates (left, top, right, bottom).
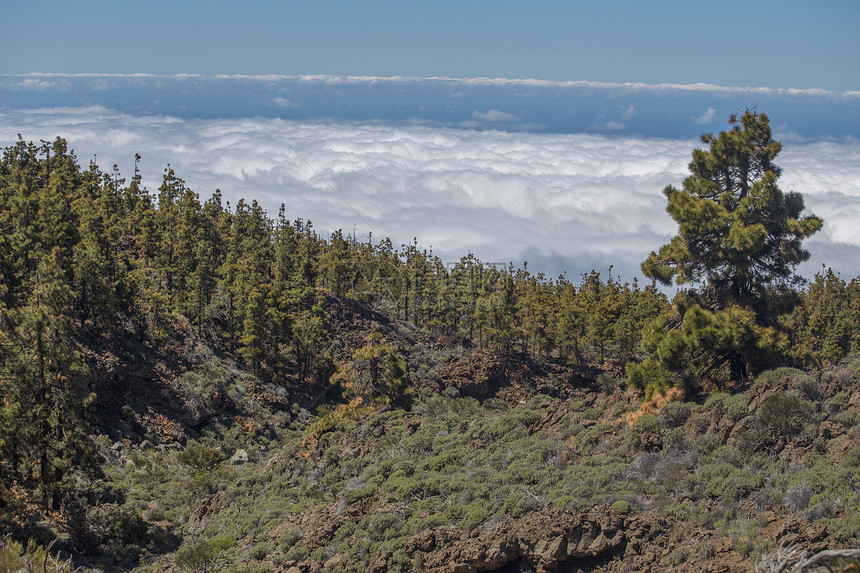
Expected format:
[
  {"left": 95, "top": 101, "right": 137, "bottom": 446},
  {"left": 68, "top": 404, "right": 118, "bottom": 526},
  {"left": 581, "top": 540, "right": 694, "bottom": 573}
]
[{"left": 629, "top": 110, "right": 822, "bottom": 393}]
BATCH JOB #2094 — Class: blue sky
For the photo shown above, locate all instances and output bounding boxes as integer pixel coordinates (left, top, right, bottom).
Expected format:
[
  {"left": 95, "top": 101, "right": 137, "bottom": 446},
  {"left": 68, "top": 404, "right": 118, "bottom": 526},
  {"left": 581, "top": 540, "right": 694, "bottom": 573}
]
[
  {"left": 2, "top": 1, "right": 858, "bottom": 90},
  {"left": 1, "top": 1, "right": 859, "bottom": 284}
]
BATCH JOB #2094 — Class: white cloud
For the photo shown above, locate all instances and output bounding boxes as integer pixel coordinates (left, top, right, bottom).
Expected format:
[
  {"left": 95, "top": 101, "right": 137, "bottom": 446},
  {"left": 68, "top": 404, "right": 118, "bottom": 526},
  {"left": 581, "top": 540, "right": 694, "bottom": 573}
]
[
  {"left": 472, "top": 109, "right": 518, "bottom": 122},
  {"left": 271, "top": 97, "right": 301, "bottom": 109},
  {"left": 6, "top": 73, "right": 860, "bottom": 100},
  {"left": 1, "top": 107, "right": 857, "bottom": 283},
  {"left": 692, "top": 107, "right": 717, "bottom": 124},
  {"left": 16, "top": 78, "right": 71, "bottom": 91},
  {"left": 602, "top": 120, "right": 627, "bottom": 131},
  {"left": 18, "top": 79, "right": 53, "bottom": 91},
  {"left": 590, "top": 114, "right": 627, "bottom": 131},
  {"left": 621, "top": 105, "right": 635, "bottom": 120}
]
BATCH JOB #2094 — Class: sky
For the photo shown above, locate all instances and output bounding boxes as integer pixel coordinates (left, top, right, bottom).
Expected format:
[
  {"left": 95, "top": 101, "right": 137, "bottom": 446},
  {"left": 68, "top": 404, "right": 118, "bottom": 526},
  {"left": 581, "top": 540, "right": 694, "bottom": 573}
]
[
  {"left": 1, "top": 1, "right": 859, "bottom": 286},
  {"left": 2, "top": 1, "right": 858, "bottom": 90}
]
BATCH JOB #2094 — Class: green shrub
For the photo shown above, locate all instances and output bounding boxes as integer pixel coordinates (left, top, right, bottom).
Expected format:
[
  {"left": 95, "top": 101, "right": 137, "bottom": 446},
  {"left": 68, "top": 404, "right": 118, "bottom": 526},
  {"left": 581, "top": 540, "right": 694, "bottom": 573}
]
[
  {"left": 584, "top": 406, "right": 603, "bottom": 421},
  {"left": 834, "top": 409, "right": 860, "bottom": 428},
  {"left": 178, "top": 442, "right": 226, "bottom": 472},
  {"left": 668, "top": 545, "right": 691, "bottom": 566},
  {"left": 597, "top": 372, "right": 620, "bottom": 394},
  {"left": 362, "top": 514, "right": 405, "bottom": 543},
  {"left": 842, "top": 353, "right": 860, "bottom": 379},
  {"left": 0, "top": 539, "right": 78, "bottom": 573},
  {"left": 729, "top": 423, "right": 769, "bottom": 456},
  {"left": 753, "top": 367, "right": 804, "bottom": 387},
  {"left": 697, "top": 461, "right": 763, "bottom": 503},
  {"left": 501, "top": 491, "right": 527, "bottom": 515},
  {"left": 733, "top": 533, "right": 754, "bottom": 557},
  {"left": 756, "top": 393, "right": 815, "bottom": 436},
  {"left": 174, "top": 537, "right": 236, "bottom": 573},
  {"left": 404, "top": 513, "right": 448, "bottom": 535},
  {"left": 485, "top": 409, "right": 541, "bottom": 438},
  {"left": 248, "top": 541, "right": 273, "bottom": 561},
  {"left": 658, "top": 402, "right": 691, "bottom": 429},
  {"left": 632, "top": 413, "right": 659, "bottom": 435},
  {"left": 705, "top": 392, "right": 749, "bottom": 422},
  {"left": 610, "top": 500, "right": 630, "bottom": 514},
  {"left": 97, "top": 503, "right": 152, "bottom": 561},
  {"left": 793, "top": 374, "right": 823, "bottom": 401},
  {"left": 844, "top": 447, "right": 860, "bottom": 468},
  {"left": 178, "top": 370, "right": 226, "bottom": 423},
  {"left": 345, "top": 474, "right": 385, "bottom": 502},
  {"left": 696, "top": 434, "right": 722, "bottom": 456},
  {"left": 827, "top": 391, "right": 850, "bottom": 415},
  {"left": 286, "top": 544, "right": 310, "bottom": 562},
  {"left": 461, "top": 501, "right": 490, "bottom": 531}
]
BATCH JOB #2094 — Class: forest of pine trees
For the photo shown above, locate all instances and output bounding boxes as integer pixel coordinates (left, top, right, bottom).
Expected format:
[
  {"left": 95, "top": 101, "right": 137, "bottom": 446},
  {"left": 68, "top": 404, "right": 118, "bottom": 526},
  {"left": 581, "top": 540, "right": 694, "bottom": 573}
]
[{"left": 1, "top": 134, "right": 859, "bottom": 534}]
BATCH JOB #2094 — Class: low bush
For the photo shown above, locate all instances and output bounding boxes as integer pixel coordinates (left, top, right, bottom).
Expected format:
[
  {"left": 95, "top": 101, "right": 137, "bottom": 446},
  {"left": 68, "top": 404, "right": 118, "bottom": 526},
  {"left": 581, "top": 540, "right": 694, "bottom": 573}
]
[
  {"left": 658, "top": 402, "right": 692, "bottom": 429},
  {"left": 783, "top": 481, "right": 813, "bottom": 511},
  {"left": 248, "top": 541, "right": 273, "bottom": 561},
  {"left": 834, "top": 409, "right": 860, "bottom": 428},
  {"left": 178, "top": 443, "right": 226, "bottom": 472},
  {"left": 0, "top": 538, "right": 81, "bottom": 573},
  {"left": 174, "top": 537, "right": 236, "bottom": 573},
  {"left": 753, "top": 367, "right": 804, "bottom": 387},
  {"left": 793, "top": 374, "right": 823, "bottom": 401},
  {"left": 756, "top": 393, "right": 815, "bottom": 436},
  {"left": 705, "top": 392, "right": 749, "bottom": 422}
]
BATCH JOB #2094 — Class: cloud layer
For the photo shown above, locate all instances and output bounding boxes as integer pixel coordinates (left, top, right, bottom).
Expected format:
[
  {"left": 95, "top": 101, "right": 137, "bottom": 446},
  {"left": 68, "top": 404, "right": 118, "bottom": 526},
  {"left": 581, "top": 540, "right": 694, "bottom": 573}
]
[
  {"left": 9, "top": 73, "right": 860, "bottom": 99},
  {"left": 2, "top": 73, "right": 858, "bottom": 140},
  {"left": 1, "top": 106, "right": 858, "bottom": 285}
]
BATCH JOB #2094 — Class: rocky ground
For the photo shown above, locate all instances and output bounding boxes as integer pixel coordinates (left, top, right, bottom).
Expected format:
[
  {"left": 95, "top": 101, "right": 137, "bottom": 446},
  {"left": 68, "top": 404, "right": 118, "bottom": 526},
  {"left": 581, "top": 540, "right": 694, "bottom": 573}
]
[{"left": 73, "top": 298, "right": 860, "bottom": 572}]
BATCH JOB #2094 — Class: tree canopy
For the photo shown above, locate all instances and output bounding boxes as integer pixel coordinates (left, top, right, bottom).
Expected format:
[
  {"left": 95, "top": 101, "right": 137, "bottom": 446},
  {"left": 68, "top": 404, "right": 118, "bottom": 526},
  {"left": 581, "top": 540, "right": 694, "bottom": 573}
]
[
  {"left": 629, "top": 110, "right": 823, "bottom": 392},
  {"left": 642, "top": 110, "right": 822, "bottom": 309}
]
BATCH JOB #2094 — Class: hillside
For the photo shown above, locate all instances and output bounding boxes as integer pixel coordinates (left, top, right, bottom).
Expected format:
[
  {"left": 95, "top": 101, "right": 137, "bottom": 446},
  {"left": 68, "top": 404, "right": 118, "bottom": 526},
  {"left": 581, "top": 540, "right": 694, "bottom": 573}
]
[
  {"left": 4, "top": 292, "right": 859, "bottom": 572},
  {"left": 99, "top": 309, "right": 860, "bottom": 572},
  {"left": 1, "top": 127, "right": 860, "bottom": 572}
]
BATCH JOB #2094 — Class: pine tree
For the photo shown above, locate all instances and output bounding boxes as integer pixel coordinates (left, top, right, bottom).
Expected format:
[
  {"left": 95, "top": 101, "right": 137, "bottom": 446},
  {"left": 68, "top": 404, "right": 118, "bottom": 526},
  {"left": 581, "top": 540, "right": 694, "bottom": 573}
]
[
  {"left": 239, "top": 288, "right": 268, "bottom": 372},
  {"left": 555, "top": 278, "right": 583, "bottom": 363},
  {"left": 322, "top": 229, "right": 353, "bottom": 297},
  {"left": 292, "top": 293, "right": 330, "bottom": 383},
  {"left": 641, "top": 110, "right": 822, "bottom": 313},
  {"left": 787, "top": 268, "right": 854, "bottom": 367},
  {"left": 334, "top": 331, "right": 410, "bottom": 406},
  {"left": 629, "top": 110, "right": 822, "bottom": 392},
  {"left": 1, "top": 248, "right": 100, "bottom": 509}
]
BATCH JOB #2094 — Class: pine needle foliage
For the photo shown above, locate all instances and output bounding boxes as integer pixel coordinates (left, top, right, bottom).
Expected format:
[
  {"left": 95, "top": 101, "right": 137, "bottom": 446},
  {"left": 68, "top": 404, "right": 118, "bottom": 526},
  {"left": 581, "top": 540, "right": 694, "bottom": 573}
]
[{"left": 630, "top": 110, "right": 823, "bottom": 392}]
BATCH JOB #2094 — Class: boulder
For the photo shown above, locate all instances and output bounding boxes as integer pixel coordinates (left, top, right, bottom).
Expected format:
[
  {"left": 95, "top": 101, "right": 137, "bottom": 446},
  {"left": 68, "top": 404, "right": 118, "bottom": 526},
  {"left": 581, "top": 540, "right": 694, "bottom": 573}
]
[{"left": 230, "top": 449, "right": 249, "bottom": 465}]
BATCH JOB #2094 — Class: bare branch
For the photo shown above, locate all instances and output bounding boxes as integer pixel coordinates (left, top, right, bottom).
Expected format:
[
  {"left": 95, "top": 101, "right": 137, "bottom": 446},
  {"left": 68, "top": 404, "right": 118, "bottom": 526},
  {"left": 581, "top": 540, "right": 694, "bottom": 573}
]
[{"left": 756, "top": 540, "right": 860, "bottom": 573}]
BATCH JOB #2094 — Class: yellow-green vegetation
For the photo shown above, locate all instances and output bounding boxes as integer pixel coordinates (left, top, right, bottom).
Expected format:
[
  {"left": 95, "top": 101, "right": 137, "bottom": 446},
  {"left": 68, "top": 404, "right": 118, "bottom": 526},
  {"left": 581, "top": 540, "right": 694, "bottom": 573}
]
[
  {"left": 0, "top": 537, "right": 87, "bottom": 572},
  {"left": 1, "top": 113, "right": 859, "bottom": 571},
  {"left": 101, "top": 367, "right": 860, "bottom": 571},
  {"left": 332, "top": 331, "right": 411, "bottom": 407},
  {"left": 629, "top": 110, "right": 823, "bottom": 395},
  {"left": 173, "top": 536, "right": 236, "bottom": 573}
]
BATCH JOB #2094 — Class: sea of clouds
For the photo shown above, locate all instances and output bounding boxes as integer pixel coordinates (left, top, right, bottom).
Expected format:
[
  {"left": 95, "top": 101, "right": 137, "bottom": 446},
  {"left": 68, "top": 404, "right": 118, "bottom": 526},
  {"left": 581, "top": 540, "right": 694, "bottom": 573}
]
[{"left": 1, "top": 75, "right": 858, "bottom": 285}]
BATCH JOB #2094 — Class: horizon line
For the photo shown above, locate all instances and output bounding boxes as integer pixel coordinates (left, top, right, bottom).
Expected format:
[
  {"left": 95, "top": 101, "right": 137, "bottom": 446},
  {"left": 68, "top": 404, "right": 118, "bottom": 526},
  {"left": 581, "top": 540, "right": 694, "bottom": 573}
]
[{"left": 4, "top": 72, "right": 859, "bottom": 100}]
